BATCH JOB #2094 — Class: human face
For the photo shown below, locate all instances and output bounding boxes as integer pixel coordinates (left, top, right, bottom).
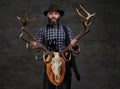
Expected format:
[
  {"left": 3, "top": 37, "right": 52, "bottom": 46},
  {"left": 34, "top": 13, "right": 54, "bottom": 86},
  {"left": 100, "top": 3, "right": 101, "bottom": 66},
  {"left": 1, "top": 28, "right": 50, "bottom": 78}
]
[{"left": 47, "top": 11, "right": 60, "bottom": 23}]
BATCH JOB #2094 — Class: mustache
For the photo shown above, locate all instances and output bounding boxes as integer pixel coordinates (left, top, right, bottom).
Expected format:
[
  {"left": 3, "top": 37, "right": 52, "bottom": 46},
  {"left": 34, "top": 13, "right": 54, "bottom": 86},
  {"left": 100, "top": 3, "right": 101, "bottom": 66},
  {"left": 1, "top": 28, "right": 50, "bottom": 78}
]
[
  {"left": 49, "top": 18, "right": 59, "bottom": 22},
  {"left": 50, "top": 17, "right": 57, "bottom": 20},
  {"left": 48, "top": 17, "right": 60, "bottom": 24}
]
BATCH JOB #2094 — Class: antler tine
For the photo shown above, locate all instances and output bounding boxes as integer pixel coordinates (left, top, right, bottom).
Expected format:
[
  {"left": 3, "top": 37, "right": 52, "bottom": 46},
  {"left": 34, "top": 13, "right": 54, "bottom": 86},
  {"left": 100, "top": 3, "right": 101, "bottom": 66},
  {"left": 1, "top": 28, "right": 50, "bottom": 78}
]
[
  {"left": 19, "top": 32, "right": 31, "bottom": 43},
  {"left": 79, "top": 5, "right": 96, "bottom": 20},
  {"left": 19, "top": 32, "right": 24, "bottom": 38},
  {"left": 35, "top": 55, "right": 44, "bottom": 61},
  {"left": 79, "top": 5, "right": 90, "bottom": 16},
  {"left": 17, "top": 10, "right": 36, "bottom": 27},
  {"left": 24, "top": 10, "right": 29, "bottom": 17},
  {"left": 76, "top": 8, "right": 86, "bottom": 20}
]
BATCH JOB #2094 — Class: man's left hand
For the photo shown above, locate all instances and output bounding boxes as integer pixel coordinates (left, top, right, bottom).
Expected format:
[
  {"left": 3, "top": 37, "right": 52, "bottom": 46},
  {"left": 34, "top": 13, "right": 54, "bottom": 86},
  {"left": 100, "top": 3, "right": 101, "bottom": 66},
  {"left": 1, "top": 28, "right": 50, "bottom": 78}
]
[{"left": 71, "top": 39, "right": 77, "bottom": 47}]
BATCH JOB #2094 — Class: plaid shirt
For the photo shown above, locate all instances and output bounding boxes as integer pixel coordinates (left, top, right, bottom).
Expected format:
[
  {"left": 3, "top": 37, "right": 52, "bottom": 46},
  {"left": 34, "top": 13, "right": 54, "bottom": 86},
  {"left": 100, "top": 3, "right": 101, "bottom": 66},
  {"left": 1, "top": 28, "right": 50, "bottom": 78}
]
[{"left": 35, "top": 23, "right": 75, "bottom": 52}]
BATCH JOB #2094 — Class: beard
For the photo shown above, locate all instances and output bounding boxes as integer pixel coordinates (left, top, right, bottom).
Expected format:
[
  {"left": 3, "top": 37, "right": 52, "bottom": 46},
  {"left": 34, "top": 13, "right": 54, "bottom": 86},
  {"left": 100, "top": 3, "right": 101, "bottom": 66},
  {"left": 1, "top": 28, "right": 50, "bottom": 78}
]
[{"left": 48, "top": 17, "right": 60, "bottom": 27}]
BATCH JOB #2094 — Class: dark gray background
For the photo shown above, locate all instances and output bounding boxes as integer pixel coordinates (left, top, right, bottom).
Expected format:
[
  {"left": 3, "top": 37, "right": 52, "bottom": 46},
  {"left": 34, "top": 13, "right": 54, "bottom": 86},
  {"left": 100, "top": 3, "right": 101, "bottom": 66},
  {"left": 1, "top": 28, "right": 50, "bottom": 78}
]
[{"left": 0, "top": 0, "right": 120, "bottom": 89}]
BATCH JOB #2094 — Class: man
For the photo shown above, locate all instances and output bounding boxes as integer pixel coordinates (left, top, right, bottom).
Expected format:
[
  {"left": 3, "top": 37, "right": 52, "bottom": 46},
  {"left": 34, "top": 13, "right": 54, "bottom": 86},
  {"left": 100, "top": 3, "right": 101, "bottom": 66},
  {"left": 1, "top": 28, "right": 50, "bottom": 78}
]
[{"left": 30, "top": 4, "right": 80, "bottom": 89}]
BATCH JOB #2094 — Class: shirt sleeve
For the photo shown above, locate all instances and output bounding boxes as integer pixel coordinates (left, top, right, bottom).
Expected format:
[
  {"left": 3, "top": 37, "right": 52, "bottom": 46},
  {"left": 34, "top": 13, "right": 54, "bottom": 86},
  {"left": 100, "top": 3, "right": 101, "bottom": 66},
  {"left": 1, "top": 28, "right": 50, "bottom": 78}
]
[
  {"left": 65, "top": 26, "right": 75, "bottom": 41},
  {"left": 35, "top": 27, "right": 44, "bottom": 44}
]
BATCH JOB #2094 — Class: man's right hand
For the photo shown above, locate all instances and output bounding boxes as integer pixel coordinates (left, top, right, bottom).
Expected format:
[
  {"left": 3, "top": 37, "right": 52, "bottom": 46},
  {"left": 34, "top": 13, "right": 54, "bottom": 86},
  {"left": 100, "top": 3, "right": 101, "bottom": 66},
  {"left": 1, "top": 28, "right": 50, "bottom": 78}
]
[
  {"left": 29, "top": 41, "right": 42, "bottom": 52},
  {"left": 30, "top": 41, "right": 38, "bottom": 47}
]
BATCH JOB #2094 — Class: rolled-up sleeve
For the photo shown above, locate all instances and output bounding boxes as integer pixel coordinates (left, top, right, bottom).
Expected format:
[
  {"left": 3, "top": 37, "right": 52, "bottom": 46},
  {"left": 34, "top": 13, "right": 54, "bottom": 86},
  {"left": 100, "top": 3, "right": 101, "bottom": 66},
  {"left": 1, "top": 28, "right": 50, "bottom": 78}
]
[{"left": 66, "top": 26, "right": 80, "bottom": 54}]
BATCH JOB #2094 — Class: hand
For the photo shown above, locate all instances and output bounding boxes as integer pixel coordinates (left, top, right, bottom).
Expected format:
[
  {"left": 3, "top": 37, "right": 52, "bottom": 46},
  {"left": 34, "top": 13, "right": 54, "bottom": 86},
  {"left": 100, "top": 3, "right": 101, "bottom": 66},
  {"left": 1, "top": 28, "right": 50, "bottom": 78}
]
[
  {"left": 70, "top": 39, "right": 77, "bottom": 47},
  {"left": 30, "top": 41, "right": 38, "bottom": 47}
]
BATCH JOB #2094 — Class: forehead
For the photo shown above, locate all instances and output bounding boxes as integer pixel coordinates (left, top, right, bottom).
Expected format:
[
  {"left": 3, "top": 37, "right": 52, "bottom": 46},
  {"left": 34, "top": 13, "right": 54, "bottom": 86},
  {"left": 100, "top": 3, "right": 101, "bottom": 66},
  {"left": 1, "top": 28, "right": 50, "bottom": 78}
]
[{"left": 48, "top": 11, "right": 60, "bottom": 14}]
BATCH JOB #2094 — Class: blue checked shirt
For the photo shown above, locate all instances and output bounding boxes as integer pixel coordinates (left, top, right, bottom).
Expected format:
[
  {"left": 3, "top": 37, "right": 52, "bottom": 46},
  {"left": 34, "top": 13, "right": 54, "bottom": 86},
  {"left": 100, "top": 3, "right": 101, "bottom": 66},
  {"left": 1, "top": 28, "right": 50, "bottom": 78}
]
[{"left": 35, "top": 23, "right": 75, "bottom": 52}]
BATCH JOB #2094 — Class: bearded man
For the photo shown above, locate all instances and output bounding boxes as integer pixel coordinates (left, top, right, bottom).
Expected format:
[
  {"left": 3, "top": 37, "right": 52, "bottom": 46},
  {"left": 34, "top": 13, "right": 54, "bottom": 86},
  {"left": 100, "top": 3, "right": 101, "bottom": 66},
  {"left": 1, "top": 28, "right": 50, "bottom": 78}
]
[{"left": 30, "top": 4, "right": 80, "bottom": 89}]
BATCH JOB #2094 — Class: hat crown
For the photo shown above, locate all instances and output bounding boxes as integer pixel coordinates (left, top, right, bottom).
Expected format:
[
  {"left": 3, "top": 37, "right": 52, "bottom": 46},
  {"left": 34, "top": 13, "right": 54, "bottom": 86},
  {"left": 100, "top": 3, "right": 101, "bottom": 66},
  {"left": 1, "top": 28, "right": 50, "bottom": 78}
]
[
  {"left": 43, "top": 4, "right": 64, "bottom": 16},
  {"left": 48, "top": 4, "right": 60, "bottom": 11}
]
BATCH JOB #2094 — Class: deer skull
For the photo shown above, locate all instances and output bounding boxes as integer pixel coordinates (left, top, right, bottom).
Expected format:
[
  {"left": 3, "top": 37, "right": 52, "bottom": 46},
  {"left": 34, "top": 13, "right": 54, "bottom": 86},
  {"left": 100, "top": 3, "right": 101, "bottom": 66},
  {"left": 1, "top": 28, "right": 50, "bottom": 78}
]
[{"left": 50, "top": 52, "right": 62, "bottom": 82}]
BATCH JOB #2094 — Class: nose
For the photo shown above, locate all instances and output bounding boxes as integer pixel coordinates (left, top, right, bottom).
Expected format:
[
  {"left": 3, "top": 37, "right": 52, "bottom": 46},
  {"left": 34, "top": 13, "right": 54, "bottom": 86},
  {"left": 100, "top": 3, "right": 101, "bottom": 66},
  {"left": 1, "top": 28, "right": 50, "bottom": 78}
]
[{"left": 51, "top": 13, "right": 56, "bottom": 18}]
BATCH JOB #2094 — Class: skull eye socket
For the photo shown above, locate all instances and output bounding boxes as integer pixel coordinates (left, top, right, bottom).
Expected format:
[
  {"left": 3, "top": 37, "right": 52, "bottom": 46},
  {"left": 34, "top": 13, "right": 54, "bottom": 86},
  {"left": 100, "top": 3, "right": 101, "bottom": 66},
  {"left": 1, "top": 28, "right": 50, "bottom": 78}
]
[
  {"left": 58, "top": 61, "right": 61, "bottom": 64},
  {"left": 45, "top": 55, "right": 48, "bottom": 59},
  {"left": 52, "top": 54, "right": 54, "bottom": 57}
]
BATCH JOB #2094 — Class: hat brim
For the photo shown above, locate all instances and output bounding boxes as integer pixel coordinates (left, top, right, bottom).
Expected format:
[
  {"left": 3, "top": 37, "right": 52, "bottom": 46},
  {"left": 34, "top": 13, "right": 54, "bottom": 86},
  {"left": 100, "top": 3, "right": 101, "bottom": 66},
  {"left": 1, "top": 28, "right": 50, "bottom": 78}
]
[{"left": 43, "top": 10, "right": 64, "bottom": 17}]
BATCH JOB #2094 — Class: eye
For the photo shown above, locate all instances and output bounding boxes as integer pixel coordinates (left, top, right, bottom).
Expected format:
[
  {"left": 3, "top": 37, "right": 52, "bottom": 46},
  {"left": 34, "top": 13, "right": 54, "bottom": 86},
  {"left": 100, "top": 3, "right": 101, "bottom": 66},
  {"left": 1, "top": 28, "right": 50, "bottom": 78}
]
[
  {"left": 48, "top": 12, "right": 53, "bottom": 15},
  {"left": 54, "top": 12, "right": 59, "bottom": 15}
]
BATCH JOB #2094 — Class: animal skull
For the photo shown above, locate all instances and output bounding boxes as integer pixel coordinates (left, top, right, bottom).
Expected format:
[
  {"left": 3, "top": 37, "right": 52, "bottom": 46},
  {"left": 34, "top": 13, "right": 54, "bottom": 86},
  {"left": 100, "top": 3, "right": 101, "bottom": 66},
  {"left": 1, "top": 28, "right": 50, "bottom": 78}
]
[{"left": 50, "top": 52, "right": 62, "bottom": 82}]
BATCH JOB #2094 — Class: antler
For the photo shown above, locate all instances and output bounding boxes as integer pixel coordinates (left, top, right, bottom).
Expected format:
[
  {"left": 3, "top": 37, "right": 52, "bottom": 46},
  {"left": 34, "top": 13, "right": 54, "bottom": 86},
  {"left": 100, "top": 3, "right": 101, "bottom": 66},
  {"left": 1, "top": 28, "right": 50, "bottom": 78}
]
[
  {"left": 76, "top": 5, "right": 95, "bottom": 24},
  {"left": 75, "top": 5, "right": 95, "bottom": 40},
  {"left": 61, "top": 5, "right": 95, "bottom": 60},
  {"left": 17, "top": 10, "right": 36, "bottom": 41},
  {"left": 17, "top": 11, "right": 53, "bottom": 63}
]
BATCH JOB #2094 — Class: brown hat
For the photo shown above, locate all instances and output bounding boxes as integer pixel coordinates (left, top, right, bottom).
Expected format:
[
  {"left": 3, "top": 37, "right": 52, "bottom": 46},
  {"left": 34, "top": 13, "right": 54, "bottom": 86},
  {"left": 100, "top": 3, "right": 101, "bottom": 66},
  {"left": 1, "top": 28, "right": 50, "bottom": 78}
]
[{"left": 43, "top": 4, "right": 64, "bottom": 17}]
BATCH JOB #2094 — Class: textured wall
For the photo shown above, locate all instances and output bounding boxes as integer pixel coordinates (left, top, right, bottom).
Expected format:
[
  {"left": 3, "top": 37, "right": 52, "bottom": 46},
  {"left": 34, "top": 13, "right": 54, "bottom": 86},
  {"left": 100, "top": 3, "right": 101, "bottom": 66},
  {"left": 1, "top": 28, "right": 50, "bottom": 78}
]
[{"left": 0, "top": 0, "right": 120, "bottom": 89}]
